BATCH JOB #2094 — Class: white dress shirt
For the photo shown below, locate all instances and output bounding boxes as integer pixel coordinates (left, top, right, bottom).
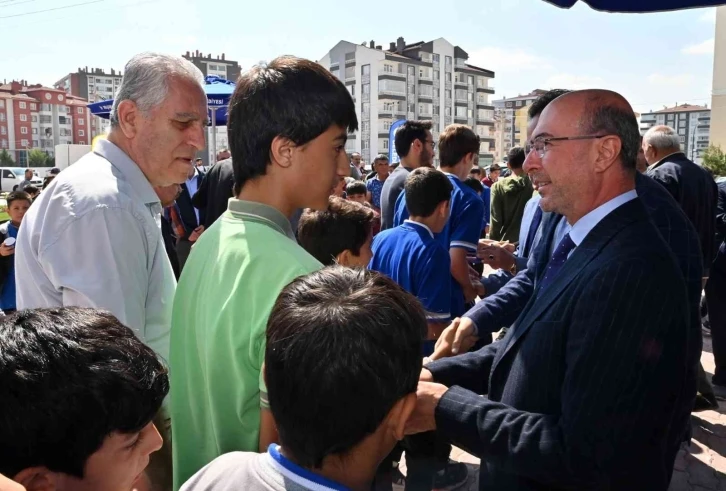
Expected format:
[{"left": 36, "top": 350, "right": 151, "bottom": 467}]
[
  {"left": 15, "top": 139, "right": 176, "bottom": 362},
  {"left": 568, "top": 190, "right": 638, "bottom": 248}
]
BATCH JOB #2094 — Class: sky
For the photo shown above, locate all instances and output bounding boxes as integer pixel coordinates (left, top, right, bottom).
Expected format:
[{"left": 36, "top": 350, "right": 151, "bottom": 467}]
[{"left": 0, "top": 0, "right": 718, "bottom": 114}]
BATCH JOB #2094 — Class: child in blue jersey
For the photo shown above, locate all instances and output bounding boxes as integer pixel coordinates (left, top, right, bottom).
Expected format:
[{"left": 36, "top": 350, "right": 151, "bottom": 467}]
[
  {"left": 369, "top": 167, "right": 454, "bottom": 354},
  {"left": 0, "top": 191, "right": 31, "bottom": 314},
  {"left": 393, "top": 125, "right": 486, "bottom": 317}
]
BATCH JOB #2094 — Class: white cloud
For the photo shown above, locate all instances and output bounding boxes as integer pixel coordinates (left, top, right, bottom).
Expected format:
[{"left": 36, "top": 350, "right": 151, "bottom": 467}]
[
  {"left": 467, "top": 46, "right": 553, "bottom": 73},
  {"left": 646, "top": 73, "right": 696, "bottom": 87},
  {"left": 699, "top": 8, "right": 717, "bottom": 23},
  {"left": 681, "top": 39, "right": 715, "bottom": 55},
  {"left": 542, "top": 73, "right": 605, "bottom": 90}
]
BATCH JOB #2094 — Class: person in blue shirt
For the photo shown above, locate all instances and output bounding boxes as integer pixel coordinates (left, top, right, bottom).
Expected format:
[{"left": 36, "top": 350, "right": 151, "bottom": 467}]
[
  {"left": 178, "top": 266, "right": 427, "bottom": 491},
  {"left": 394, "top": 124, "right": 486, "bottom": 317},
  {"left": 0, "top": 191, "right": 31, "bottom": 313},
  {"left": 370, "top": 167, "right": 454, "bottom": 349},
  {"left": 365, "top": 154, "right": 390, "bottom": 213}
]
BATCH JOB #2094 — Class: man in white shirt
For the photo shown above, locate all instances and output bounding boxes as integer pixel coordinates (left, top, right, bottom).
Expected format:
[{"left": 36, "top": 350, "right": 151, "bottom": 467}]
[{"left": 15, "top": 52, "right": 208, "bottom": 363}]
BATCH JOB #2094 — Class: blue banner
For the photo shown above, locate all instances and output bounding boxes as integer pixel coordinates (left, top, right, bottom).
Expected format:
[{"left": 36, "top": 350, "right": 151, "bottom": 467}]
[{"left": 388, "top": 119, "right": 406, "bottom": 164}]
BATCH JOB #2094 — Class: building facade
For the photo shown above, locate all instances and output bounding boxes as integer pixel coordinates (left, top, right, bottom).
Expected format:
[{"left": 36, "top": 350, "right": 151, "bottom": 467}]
[
  {"left": 711, "top": 6, "right": 726, "bottom": 151},
  {"left": 0, "top": 81, "right": 91, "bottom": 163},
  {"left": 640, "top": 104, "right": 710, "bottom": 164},
  {"left": 55, "top": 67, "right": 123, "bottom": 138},
  {"left": 182, "top": 50, "right": 242, "bottom": 82},
  {"left": 492, "top": 89, "right": 547, "bottom": 162},
  {"left": 319, "top": 37, "right": 496, "bottom": 167}
]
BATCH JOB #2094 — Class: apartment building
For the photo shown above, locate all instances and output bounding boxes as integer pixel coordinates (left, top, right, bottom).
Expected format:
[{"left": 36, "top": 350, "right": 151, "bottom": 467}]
[
  {"left": 319, "top": 37, "right": 496, "bottom": 167},
  {"left": 640, "top": 104, "right": 711, "bottom": 164},
  {"left": 0, "top": 81, "right": 91, "bottom": 164},
  {"left": 55, "top": 67, "right": 123, "bottom": 138},
  {"left": 182, "top": 50, "right": 242, "bottom": 82},
  {"left": 492, "top": 89, "right": 547, "bottom": 161}
]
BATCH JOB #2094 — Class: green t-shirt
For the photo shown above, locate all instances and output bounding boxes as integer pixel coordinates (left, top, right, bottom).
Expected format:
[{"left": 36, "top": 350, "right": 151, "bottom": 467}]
[{"left": 169, "top": 200, "right": 322, "bottom": 490}]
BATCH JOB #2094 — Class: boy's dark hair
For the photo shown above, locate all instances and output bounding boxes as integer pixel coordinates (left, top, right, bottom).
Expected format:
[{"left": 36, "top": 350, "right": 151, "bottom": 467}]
[
  {"left": 507, "top": 146, "right": 526, "bottom": 169},
  {"left": 0, "top": 308, "right": 169, "bottom": 478},
  {"left": 528, "top": 89, "right": 571, "bottom": 119},
  {"left": 7, "top": 190, "right": 31, "bottom": 207},
  {"left": 438, "top": 124, "right": 480, "bottom": 167},
  {"left": 265, "top": 266, "right": 427, "bottom": 468},
  {"left": 405, "top": 167, "right": 453, "bottom": 217},
  {"left": 463, "top": 176, "right": 484, "bottom": 194},
  {"left": 297, "top": 197, "right": 375, "bottom": 266},
  {"left": 23, "top": 185, "right": 39, "bottom": 195},
  {"left": 469, "top": 167, "right": 481, "bottom": 176},
  {"left": 394, "top": 120, "right": 432, "bottom": 158},
  {"left": 227, "top": 56, "right": 358, "bottom": 194},
  {"left": 345, "top": 180, "right": 367, "bottom": 197}
]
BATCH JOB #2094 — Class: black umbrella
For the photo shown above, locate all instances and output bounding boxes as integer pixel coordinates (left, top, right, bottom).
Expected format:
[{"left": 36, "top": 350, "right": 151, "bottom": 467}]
[{"left": 544, "top": 0, "right": 725, "bottom": 12}]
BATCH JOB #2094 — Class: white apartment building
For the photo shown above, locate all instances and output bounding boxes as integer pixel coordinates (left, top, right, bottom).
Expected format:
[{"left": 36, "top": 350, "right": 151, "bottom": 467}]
[
  {"left": 492, "top": 90, "right": 548, "bottom": 161},
  {"left": 640, "top": 104, "right": 711, "bottom": 164},
  {"left": 319, "top": 37, "right": 496, "bottom": 166}
]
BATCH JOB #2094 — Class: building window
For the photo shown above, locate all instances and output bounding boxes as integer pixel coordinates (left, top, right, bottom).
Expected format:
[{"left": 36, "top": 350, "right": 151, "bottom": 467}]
[
  {"left": 344, "top": 66, "right": 355, "bottom": 79},
  {"left": 40, "top": 115, "right": 51, "bottom": 124},
  {"left": 445, "top": 56, "right": 452, "bottom": 69},
  {"left": 408, "top": 66, "right": 415, "bottom": 76},
  {"left": 679, "top": 113, "right": 686, "bottom": 120},
  {"left": 0, "top": 127, "right": 4, "bottom": 135},
  {"left": 383, "top": 64, "right": 393, "bottom": 73},
  {"left": 32, "top": 140, "right": 38, "bottom": 147},
  {"left": 30, "top": 103, "right": 36, "bottom": 110},
  {"left": 419, "top": 85, "right": 433, "bottom": 97},
  {"left": 31, "top": 115, "right": 37, "bottom": 122},
  {"left": 78, "top": 107, "right": 84, "bottom": 114},
  {"left": 445, "top": 107, "right": 452, "bottom": 116},
  {"left": 19, "top": 102, "right": 26, "bottom": 109},
  {"left": 0, "top": 114, "right": 5, "bottom": 122},
  {"left": 433, "top": 53, "right": 440, "bottom": 63},
  {"left": 59, "top": 117, "right": 67, "bottom": 125},
  {"left": 362, "top": 64, "right": 370, "bottom": 76},
  {"left": 32, "top": 128, "right": 37, "bottom": 134},
  {"left": 445, "top": 72, "right": 452, "bottom": 82},
  {"left": 361, "top": 121, "right": 370, "bottom": 132},
  {"left": 96, "top": 78, "right": 102, "bottom": 83},
  {"left": 433, "top": 70, "right": 439, "bottom": 80},
  {"left": 468, "top": 76, "right": 474, "bottom": 86},
  {"left": 455, "top": 106, "right": 467, "bottom": 117},
  {"left": 0, "top": 140, "right": 5, "bottom": 148},
  {"left": 20, "top": 114, "right": 27, "bottom": 122},
  {"left": 362, "top": 84, "right": 370, "bottom": 95},
  {"left": 383, "top": 139, "right": 389, "bottom": 150},
  {"left": 21, "top": 139, "right": 28, "bottom": 147},
  {"left": 78, "top": 118, "right": 84, "bottom": 125},
  {"left": 79, "top": 130, "right": 85, "bottom": 137},
  {"left": 21, "top": 127, "right": 27, "bottom": 134},
  {"left": 445, "top": 89, "right": 452, "bottom": 99},
  {"left": 0, "top": 100, "right": 4, "bottom": 108}
]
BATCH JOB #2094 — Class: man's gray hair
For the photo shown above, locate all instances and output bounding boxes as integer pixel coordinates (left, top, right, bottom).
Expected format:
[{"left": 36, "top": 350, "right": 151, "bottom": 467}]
[
  {"left": 110, "top": 52, "right": 205, "bottom": 127},
  {"left": 643, "top": 125, "right": 682, "bottom": 151}
]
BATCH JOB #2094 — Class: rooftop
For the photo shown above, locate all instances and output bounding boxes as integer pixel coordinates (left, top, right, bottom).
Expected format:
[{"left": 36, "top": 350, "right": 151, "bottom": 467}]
[
  {"left": 648, "top": 103, "right": 709, "bottom": 114},
  {"left": 493, "top": 89, "right": 548, "bottom": 103}
]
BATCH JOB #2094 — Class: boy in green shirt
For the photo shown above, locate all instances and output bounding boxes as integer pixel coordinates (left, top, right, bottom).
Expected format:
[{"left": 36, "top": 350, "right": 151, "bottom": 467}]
[{"left": 169, "top": 55, "right": 358, "bottom": 490}]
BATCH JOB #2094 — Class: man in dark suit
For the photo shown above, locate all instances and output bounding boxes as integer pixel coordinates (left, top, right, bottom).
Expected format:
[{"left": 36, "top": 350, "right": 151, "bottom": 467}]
[
  {"left": 707, "top": 181, "right": 726, "bottom": 397},
  {"left": 409, "top": 90, "right": 690, "bottom": 490},
  {"left": 154, "top": 184, "right": 182, "bottom": 279},
  {"left": 644, "top": 125, "right": 718, "bottom": 274},
  {"left": 176, "top": 166, "right": 206, "bottom": 268},
  {"left": 192, "top": 157, "right": 234, "bottom": 230}
]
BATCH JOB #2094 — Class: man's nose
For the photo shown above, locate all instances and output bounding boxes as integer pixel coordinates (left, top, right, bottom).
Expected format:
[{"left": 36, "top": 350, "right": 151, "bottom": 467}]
[{"left": 523, "top": 149, "right": 539, "bottom": 175}]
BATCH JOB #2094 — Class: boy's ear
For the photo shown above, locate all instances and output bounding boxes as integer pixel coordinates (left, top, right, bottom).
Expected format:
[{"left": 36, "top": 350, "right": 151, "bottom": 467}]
[
  {"left": 335, "top": 250, "right": 352, "bottom": 268},
  {"left": 12, "top": 467, "right": 55, "bottom": 491},
  {"left": 387, "top": 393, "right": 417, "bottom": 441}
]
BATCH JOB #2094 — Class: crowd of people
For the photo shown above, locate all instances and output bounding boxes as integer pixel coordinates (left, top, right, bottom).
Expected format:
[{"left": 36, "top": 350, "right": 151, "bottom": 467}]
[{"left": 0, "top": 49, "right": 724, "bottom": 491}]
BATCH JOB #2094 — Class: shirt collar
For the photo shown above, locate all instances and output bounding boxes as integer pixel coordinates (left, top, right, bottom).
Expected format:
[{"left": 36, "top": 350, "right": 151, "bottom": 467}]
[
  {"left": 649, "top": 151, "right": 684, "bottom": 170},
  {"left": 227, "top": 199, "right": 296, "bottom": 241},
  {"left": 569, "top": 190, "right": 638, "bottom": 246},
  {"left": 94, "top": 139, "right": 159, "bottom": 205},
  {"left": 441, "top": 171, "right": 460, "bottom": 181},
  {"left": 404, "top": 219, "right": 434, "bottom": 238},
  {"left": 266, "top": 445, "right": 349, "bottom": 491}
]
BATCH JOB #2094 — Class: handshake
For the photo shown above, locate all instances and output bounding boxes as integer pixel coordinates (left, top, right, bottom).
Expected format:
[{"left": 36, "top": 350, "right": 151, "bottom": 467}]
[
  {"left": 477, "top": 239, "right": 517, "bottom": 271},
  {"left": 427, "top": 317, "right": 480, "bottom": 362}
]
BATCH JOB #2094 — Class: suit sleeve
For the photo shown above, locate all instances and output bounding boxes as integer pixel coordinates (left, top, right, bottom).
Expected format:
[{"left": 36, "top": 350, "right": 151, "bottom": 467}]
[
  {"left": 427, "top": 341, "right": 501, "bottom": 395},
  {"left": 192, "top": 170, "right": 210, "bottom": 210},
  {"left": 433, "top": 257, "right": 687, "bottom": 489},
  {"left": 648, "top": 167, "right": 680, "bottom": 202},
  {"left": 489, "top": 184, "right": 502, "bottom": 240},
  {"left": 480, "top": 269, "right": 514, "bottom": 297}
]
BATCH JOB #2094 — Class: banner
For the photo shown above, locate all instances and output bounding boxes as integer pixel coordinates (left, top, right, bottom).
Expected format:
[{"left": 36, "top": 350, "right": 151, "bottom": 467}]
[{"left": 388, "top": 119, "right": 406, "bottom": 164}]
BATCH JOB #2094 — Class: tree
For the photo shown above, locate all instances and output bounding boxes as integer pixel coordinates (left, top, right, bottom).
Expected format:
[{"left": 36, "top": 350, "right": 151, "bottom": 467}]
[
  {"left": 0, "top": 149, "right": 13, "bottom": 166},
  {"left": 28, "top": 149, "right": 49, "bottom": 168},
  {"left": 702, "top": 145, "right": 726, "bottom": 177}
]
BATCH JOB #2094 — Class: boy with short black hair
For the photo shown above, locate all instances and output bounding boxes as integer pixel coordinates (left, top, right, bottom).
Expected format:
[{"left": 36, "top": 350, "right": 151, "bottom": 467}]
[
  {"left": 0, "top": 307, "right": 168, "bottom": 491},
  {"left": 0, "top": 191, "right": 31, "bottom": 313},
  {"left": 345, "top": 180, "right": 368, "bottom": 204},
  {"left": 180, "top": 266, "right": 426, "bottom": 491},
  {"left": 22, "top": 186, "right": 39, "bottom": 201},
  {"left": 297, "top": 196, "right": 376, "bottom": 267}
]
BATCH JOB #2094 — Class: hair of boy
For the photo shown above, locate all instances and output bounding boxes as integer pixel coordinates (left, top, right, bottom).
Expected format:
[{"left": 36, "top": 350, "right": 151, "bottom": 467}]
[
  {"left": 345, "top": 180, "right": 367, "bottom": 197},
  {"left": 0, "top": 308, "right": 169, "bottom": 478},
  {"left": 528, "top": 89, "right": 571, "bottom": 119},
  {"left": 374, "top": 154, "right": 389, "bottom": 164},
  {"left": 6, "top": 191, "right": 31, "bottom": 207},
  {"left": 265, "top": 266, "right": 427, "bottom": 468},
  {"left": 22, "top": 185, "right": 39, "bottom": 196},
  {"left": 507, "top": 146, "right": 526, "bottom": 169},
  {"left": 393, "top": 120, "right": 432, "bottom": 158},
  {"left": 463, "top": 176, "right": 484, "bottom": 195},
  {"left": 438, "top": 124, "right": 480, "bottom": 167},
  {"left": 227, "top": 56, "right": 358, "bottom": 194},
  {"left": 404, "top": 167, "right": 453, "bottom": 218},
  {"left": 297, "top": 197, "right": 376, "bottom": 266},
  {"left": 469, "top": 168, "right": 481, "bottom": 176}
]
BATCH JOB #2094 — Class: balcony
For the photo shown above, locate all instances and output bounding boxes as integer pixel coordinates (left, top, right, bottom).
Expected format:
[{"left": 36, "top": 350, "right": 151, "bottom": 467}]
[
  {"left": 418, "top": 92, "right": 433, "bottom": 101},
  {"left": 379, "top": 69, "right": 406, "bottom": 79},
  {"left": 378, "top": 107, "right": 406, "bottom": 117},
  {"left": 419, "top": 73, "right": 433, "bottom": 82},
  {"left": 419, "top": 110, "right": 433, "bottom": 118},
  {"left": 345, "top": 76, "right": 356, "bottom": 83},
  {"left": 454, "top": 79, "right": 468, "bottom": 88},
  {"left": 477, "top": 86, "right": 495, "bottom": 94},
  {"left": 455, "top": 97, "right": 469, "bottom": 104},
  {"left": 379, "top": 90, "right": 406, "bottom": 100}
]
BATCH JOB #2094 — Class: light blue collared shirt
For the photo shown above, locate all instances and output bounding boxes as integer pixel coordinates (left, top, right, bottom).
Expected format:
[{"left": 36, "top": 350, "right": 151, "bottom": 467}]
[{"left": 568, "top": 190, "right": 638, "bottom": 248}]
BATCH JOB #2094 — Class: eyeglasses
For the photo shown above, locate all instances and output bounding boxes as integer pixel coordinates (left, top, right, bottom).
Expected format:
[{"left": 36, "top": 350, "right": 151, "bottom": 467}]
[{"left": 525, "top": 135, "right": 609, "bottom": 159}]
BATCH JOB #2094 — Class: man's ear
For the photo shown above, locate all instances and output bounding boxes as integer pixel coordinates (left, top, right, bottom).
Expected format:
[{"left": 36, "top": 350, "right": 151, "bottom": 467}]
[
  {"left": 335, "top": 250, "right": 352, "bottom": 268},
  {"left": 270, "top": 136, "right": 295, "bottom": 170},
  {"left": 387, "top": 393, "right": 417, "bottom": 441},
  {"left": 594, "top": 135, "right": 622, "bottom": 173},
  {"left": 115, "top": 100, "right": 142, "bottom": 140},
  {"left": 12, "top": 468, "right": 55, "bottom": 491}
]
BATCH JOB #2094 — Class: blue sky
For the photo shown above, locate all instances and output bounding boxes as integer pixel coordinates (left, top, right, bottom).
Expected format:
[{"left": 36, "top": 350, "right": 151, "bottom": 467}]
[{"left": 0, "top": 0, "right": 717, "bottom": 114}]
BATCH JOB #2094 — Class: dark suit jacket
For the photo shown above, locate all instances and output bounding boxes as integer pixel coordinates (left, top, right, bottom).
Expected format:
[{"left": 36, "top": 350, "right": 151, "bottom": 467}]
[
  {"left": 160, "top": 215, "right": 180, "bottom": 279},
  {"left": 192, "top": 158, "right": 234, "bottom": 229},
  {"left": 177, "top": 170, "right": 206, "bottom": 239},
  {"left": 427, "top": 199, "right": 689, "bottom": 490},
  {"left": 715, "top": 181, "right": 726, "bottom": 246},
  {"left": 646, "top": 152, "right": 718, "bottom": 271}
]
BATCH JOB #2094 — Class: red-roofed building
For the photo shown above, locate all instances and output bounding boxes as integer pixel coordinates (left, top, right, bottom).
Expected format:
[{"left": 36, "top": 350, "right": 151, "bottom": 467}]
[{"left": 0, "top": 80, "right": 92, "bottom": 164}]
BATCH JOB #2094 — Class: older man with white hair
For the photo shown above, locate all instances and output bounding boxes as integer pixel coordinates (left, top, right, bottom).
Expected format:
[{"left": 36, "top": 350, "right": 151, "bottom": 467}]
[{"left": 15, "top": 52, "right": 208, "bottom": 363}]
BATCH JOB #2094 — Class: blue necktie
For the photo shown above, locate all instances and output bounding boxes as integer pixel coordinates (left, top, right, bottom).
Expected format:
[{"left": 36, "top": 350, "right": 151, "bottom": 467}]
[
  {"left": 523, "top": 205, "right": 543, "bottom": 258},
  {"left": 538, "top": 233, "right": 576, "bottom": 291}
]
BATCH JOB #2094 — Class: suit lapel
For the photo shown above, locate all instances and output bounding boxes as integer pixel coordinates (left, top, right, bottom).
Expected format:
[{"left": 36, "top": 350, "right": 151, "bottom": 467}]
[{"left": 491, "top": 199, "right": 645, "bottom": 376}]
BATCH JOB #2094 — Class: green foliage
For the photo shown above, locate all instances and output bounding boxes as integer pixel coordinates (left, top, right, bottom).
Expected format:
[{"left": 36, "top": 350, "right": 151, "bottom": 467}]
[
  {"left": 28, "top": 149, "right": 51, "bottom": 168},
  {"left": 0, "top": 149, "right": 13, "bottom": 166},
  {"left": 702, "top": 145, "right": 726, "bottom": 177}
]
